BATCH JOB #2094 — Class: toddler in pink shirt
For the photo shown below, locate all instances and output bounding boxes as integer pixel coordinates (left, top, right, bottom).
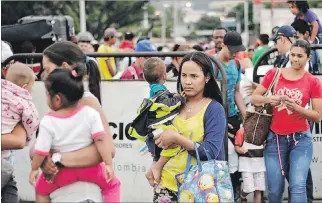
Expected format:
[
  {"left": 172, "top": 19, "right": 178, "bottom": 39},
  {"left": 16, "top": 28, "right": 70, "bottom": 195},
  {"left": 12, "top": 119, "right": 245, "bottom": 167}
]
[{"left": 2, "top": 62, "right": 39, "bottom": 145}]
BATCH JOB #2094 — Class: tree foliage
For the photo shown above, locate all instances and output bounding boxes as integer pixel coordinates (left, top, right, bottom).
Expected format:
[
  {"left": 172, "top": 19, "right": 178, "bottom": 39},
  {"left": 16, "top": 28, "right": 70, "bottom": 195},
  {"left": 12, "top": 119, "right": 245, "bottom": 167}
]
[
  {"left": 309, "top": 1, "right": 322, "bottom": 8},
  {"left": 226, "top": 1, "right": 255, "bottom": 32},
  {"left": 264, "top": 1, "right": 322, "bottom": 9},
  {"left": 1, "top": 1, "right": 148, "bottom": 39},
  {"left": 195, "top": 15, "right": 221, "bottom": 30}
]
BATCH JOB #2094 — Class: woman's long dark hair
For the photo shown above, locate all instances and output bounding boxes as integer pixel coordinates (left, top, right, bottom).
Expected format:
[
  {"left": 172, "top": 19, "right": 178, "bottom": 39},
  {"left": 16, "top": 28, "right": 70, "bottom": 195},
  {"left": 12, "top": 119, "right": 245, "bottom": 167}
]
[
  {"left": 177, "top": 52, "right": 223, "bottom": 105},
  {"left": 43, "top": 41, "right": 101, "bottom": 103}
]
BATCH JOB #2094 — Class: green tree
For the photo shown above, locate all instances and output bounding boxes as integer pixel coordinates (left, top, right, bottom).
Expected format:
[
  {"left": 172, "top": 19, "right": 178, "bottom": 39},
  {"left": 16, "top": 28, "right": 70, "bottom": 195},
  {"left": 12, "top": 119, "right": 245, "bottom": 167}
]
[
  {"left": 309, "top": 1, "right": 322, "bottom": 8},
  {"left": 1, "top": 1, "right": 148, "bottom": 39},
  {"left": 226, "top": 1, "right": 255, "bottom": 32},
  {"left": 264, "top": 2, "right": 287, "bottom": 9},
  {"left": 195, "top": 15, "right": 221, "bottom": 30}
]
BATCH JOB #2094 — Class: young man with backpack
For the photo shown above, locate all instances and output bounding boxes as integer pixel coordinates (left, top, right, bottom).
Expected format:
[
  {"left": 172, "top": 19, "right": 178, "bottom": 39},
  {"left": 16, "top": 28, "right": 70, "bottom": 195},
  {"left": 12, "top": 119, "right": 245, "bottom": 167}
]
[{"left": 216, "top": 31, "right": 247, "bottom": 202}]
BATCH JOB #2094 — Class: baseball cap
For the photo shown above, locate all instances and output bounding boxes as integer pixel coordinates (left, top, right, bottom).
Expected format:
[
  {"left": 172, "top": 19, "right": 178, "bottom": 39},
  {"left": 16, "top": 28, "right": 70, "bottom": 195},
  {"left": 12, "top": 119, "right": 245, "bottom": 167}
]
[
  {"left": 76, "top": 31, "right": 94, "bottom": 42},
  {"left": 136, "top": 36, "right": 150, "bottom": 44},
  {"left": 104, "top": 28, "right": 116, "bottom": 38},
  {"left": 135, "top": 40, "right": 157, "bottom": 52},
  {"left": 270, "top": 25, "right": 296, "bottom": 41},
  {"left": 223, "top": 31, "right": 246, "bottom": 52},
  {"left": 124, "top": 31, "right": 135, "bottom": 40}
]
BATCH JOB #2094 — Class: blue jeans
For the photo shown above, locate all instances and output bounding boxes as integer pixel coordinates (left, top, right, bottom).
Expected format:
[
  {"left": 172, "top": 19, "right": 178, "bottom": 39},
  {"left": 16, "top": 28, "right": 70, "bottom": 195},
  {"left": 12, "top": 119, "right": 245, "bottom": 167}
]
[
  {"left": 265, "top": 131, "right": 313, "bottom": 203},
  {"left": 316, "top": 33, "right": 322, "bottom": 44}
]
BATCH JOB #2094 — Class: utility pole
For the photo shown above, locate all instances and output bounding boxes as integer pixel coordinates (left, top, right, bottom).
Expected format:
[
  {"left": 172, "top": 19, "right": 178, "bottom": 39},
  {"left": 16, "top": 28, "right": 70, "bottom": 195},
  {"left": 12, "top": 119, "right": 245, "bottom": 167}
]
[
  {"left": 79, "top": 0, "right": 86, "bottom": 32},
  {"left": 271, "top": 0, "right": 274, "bottom": 31},
  {"left": 244, "top": 0, "right": 249, "bottom": 46},
  {"left": 161, "top": 7, "right": 166, "bottom": 45},
  {"left": 173, "top": 1, "right": 178, "bottom": 39},
  {"left": 143, "top": 3, "right": 149, "bottom": 29}
]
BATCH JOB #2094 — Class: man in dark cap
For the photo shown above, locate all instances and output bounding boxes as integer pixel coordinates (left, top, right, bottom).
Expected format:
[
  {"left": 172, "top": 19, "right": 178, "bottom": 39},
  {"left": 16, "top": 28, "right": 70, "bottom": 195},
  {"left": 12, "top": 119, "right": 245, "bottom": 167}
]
[{"left": 216, "top": 31, "right": 247, "bottom": 202}]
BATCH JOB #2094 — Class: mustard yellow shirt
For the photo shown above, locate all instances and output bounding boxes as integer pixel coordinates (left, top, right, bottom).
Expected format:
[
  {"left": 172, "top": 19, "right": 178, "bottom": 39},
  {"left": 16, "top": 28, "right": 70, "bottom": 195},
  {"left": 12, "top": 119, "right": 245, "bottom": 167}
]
[
  {"left": 160, "top": 102, "right": 210, "bottom": 192},
  {"left": 97, "top": 45, "right": 116, "bottom": 80}
]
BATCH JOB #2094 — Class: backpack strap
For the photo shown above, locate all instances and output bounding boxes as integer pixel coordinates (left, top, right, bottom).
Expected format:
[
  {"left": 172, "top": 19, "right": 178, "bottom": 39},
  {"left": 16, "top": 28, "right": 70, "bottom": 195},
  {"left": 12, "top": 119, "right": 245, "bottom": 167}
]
[
  {"left": 127, "top": 66, "right": 138, "bottom": 79},
  {"left": 280, "top": 56, "right": 289, "bottom": 68}
]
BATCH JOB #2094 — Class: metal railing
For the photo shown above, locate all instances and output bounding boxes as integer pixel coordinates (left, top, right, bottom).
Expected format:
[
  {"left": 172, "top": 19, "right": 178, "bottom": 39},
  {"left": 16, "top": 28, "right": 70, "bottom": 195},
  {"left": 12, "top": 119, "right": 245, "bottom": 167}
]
[
  {"left": 2, "top": 51, "right": 230, "bottom": 160},
  {"left": 253, "top": 44, "right": 322, "bottom": 83}
]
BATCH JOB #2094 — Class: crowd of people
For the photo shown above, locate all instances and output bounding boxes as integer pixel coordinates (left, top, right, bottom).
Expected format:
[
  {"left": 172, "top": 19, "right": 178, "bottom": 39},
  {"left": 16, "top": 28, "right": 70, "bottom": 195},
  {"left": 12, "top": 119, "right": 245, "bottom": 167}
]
[{"left": 1, "top": 0, "right": 322, "bottom": 203}]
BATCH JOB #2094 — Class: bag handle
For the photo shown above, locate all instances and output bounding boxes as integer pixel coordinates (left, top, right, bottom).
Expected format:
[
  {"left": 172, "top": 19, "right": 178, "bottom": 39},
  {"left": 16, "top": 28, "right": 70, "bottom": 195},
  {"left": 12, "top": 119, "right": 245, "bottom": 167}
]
[
  {"left": 264, "top": 68, "right": 281, "bottom": 97},
  {"left": 203, "top": 147, "right": 212, "bottom": 161},
  {"left": 183, "top": 143, "right": 203, "bottom": 180}
]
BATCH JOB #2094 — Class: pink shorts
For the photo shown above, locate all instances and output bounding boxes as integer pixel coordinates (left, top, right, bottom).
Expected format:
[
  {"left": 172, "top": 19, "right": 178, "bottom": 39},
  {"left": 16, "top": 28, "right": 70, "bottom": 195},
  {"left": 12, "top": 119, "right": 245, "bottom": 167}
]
[{"left": 36, "top": 163, "right": 120, "bottom": 202}]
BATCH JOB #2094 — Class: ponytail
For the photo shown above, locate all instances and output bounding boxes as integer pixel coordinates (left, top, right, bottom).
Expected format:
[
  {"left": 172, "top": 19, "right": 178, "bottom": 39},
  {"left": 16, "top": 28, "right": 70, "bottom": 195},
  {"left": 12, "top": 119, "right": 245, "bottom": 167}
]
[
  {"left": 86, "top": 57, "right": 102, "bottom": 104},
  {"left": 72, "top": 64, "right": 85, "bottom": 81},
  {"left": 43, "top": 42, "right": 102, "bottom": 104}
]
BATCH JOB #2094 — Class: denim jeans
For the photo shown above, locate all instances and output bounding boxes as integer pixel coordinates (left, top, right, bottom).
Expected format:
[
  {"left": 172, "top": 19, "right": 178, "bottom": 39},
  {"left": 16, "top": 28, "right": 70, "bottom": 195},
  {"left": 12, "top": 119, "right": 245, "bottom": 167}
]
[
  {"left": 316, "top": 33, "right": 322, "bottom": 44},
  {"left": 1, "top": 177, "right": 18, "bottom": 203},
  {"left": 287, "top": 168, "right": 313, "bottom": 203},
  {"left": 265, "top": 130, "right": 312, "bottom": 203},
  {"left": 310, "top": 49, "right": 318, "bottom": 73}
]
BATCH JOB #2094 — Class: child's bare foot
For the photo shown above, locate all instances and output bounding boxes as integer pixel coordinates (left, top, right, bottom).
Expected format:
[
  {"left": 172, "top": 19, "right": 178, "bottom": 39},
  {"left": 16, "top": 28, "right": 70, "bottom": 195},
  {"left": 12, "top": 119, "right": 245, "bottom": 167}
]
[
  {"left": 151, "top": 165, "right": 162, "bottom": 185},
  {"left": 145, "top": 168, "right": 155, "bottom": 187}
]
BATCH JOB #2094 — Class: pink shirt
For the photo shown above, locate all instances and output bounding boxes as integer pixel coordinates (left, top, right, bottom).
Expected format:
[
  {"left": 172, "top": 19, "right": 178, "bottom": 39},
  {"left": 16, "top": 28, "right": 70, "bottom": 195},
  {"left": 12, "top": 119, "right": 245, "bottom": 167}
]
[
  {"left": 120, "top": 62, "right": 144, "bottom": 80},
  {"left": 1, "top": 79, "right": 39, "bottom": 142}
]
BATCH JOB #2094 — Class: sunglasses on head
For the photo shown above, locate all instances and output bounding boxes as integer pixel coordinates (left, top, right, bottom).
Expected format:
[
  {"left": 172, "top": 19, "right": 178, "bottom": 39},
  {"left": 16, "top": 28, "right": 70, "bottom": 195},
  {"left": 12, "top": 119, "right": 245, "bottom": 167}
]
[{"left": 274, "top": 36, "right": 293, "bottom": 44}]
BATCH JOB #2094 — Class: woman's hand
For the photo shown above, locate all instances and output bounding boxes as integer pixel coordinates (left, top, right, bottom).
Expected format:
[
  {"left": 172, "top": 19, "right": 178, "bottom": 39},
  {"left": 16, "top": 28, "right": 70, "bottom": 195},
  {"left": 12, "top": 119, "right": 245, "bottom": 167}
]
[
  {"left": 155, "top": 130, "right": 178, "bottom": 149},
  {"left": 284, "top": 99, "right": 300, "bottom": 112},
  {"left": 41, "top": 155, "right": 58, "bottom": 175},
  {"left": 268, "top": 96, "right": 281, "bottom": 107}
]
